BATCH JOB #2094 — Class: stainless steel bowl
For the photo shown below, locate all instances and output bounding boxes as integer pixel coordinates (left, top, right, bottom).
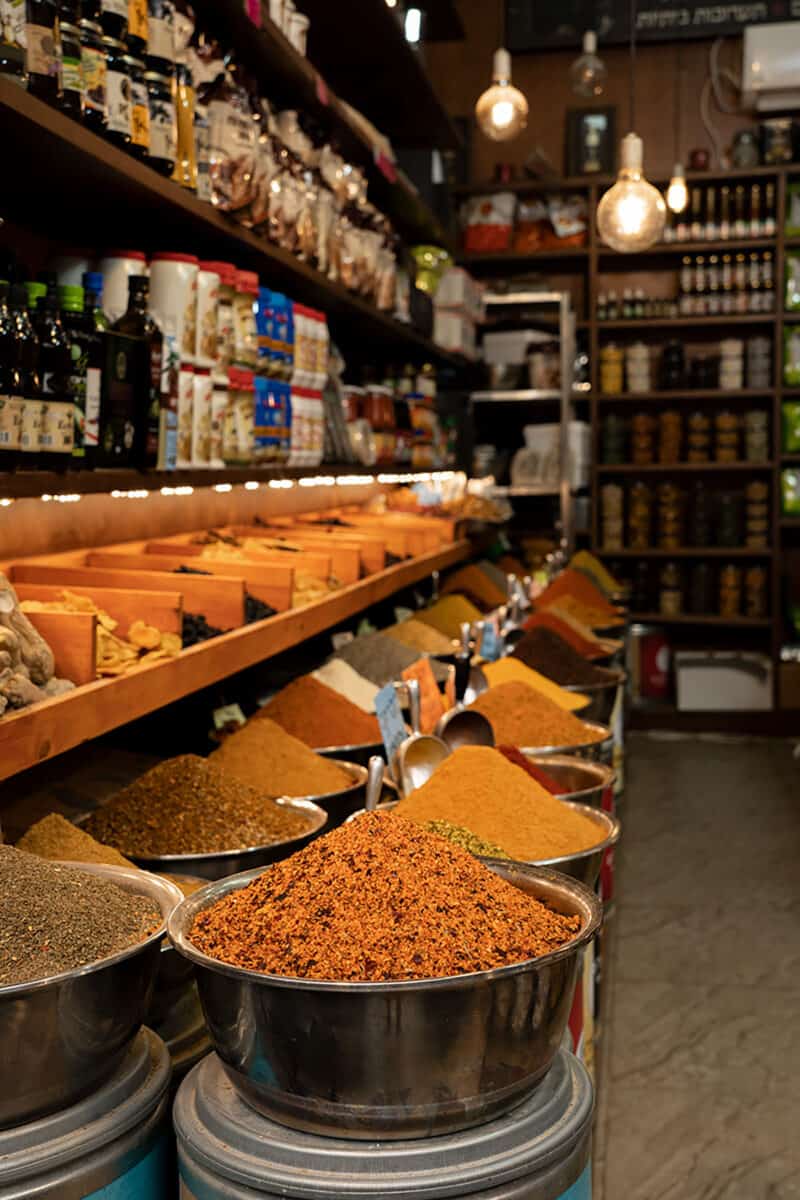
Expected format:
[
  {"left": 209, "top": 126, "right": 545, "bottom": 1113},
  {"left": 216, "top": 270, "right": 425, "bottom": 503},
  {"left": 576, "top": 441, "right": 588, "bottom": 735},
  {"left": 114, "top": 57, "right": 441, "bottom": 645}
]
[
  {"left": 126, "top": 797, "right": 330, "bottom": 882},
  {"left": 0, "top": 863, "right": 181, "bottom": 1129},
  {"left": 481, "top": 803, "right": 620, "bottom": 889},
  {"left": 522, "top": 721, "right": 613, "bottom": 766},
  {"left": 168, "top": 862, "right": 601, "bottom": 1139},
  {"left": 318, "top": 742, "right": 384, "bottom": 768},
  {"left": 522, "top": 754, "right": 616, "bottom": 808},
  {"left": 563, "top": 668, "right": 626, "bottom": 724}
]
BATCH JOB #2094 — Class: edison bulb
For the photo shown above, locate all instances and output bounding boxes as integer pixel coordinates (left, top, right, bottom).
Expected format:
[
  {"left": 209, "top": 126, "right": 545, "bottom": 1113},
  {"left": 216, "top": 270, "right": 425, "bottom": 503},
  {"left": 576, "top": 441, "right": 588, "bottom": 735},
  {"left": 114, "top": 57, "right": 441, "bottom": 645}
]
[
  {"left": 570, "top": 31, "right": 607, "bottom": 98},
  {"left": 597, "top": 133, "right": 666, "bottom": 252},
  {"left": 475, "top": 49, "right": 528, "bottom": 142},
  {"left": 666, "top": 163, "right": 689, "bottom": 213}
]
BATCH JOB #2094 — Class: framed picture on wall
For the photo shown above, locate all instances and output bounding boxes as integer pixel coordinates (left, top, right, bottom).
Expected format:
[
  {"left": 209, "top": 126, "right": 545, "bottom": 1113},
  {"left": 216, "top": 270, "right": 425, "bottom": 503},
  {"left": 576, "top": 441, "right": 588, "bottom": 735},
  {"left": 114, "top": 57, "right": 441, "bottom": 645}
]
[{"left": 566, "top": 107, "right": 616, "bottom": 176}]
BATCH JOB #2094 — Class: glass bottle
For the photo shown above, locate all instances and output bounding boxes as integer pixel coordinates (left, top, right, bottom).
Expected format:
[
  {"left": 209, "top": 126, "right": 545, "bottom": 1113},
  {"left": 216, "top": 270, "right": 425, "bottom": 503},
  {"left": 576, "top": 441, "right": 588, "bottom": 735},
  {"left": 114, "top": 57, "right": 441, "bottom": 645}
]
[
  {"left": 113, "top": 273, "right": 162, "bottom": 466},
  {"left": 659, "top": 562, "right": 683, "bottom": 616},
  {"left": 9, "top": 283, "right": 43, "bottom": 466},
  {"left": 82, "top": 271, "right": 110, "bottom": 329},
  {"left": 34, "top": 287, "right": 74, "bottom": 466},
  {"left": 57, "top": 17, "right": 83, "bottom": 115},
  {"left": 171, "top": 59, "right": 196, "bottom": 189},
  {"left": 25, "top": 0, "right": 59, "bottom": 102},
  {"left": 99, "top": 0, "right": 127, "bottom": 39},
  {"left": 60, "top": 283, "right": 103, "bottom": 467},
  {"left": 0, "top": 1, "right": 27, "bottom": 81},
  {"left": 79, "top": 17, "right": 107, "bottom": 133},
  {"left": 126, "top": 0, "right": 147, "bottom": 55},
  {"left": 0, "top": 283, "right": 22, "bottom": 470}
]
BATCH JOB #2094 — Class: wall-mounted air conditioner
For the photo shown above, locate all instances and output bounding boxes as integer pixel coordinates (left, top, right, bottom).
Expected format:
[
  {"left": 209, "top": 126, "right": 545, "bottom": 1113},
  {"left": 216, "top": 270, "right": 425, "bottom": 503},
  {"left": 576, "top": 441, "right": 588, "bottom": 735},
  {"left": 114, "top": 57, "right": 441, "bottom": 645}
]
[{"left": 742, "top": 23, "right": 800, "bottom": 112}]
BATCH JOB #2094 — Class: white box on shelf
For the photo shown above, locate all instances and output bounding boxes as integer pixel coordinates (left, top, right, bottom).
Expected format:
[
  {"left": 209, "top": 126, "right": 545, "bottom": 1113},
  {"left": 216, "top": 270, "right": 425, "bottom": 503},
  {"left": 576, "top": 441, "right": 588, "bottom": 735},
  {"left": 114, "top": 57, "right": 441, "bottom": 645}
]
[
  {"left": 483, "top": 328, "right": 553, "bottom": 364},
  {"left": 434, "top": 310, "right": 477, "bottom": 359},
  {"left": 674, "top": 651, "right": 773, "bottom": 711},
  {"left": 435, "top": 268, "right": 485, "bottom": 323}
]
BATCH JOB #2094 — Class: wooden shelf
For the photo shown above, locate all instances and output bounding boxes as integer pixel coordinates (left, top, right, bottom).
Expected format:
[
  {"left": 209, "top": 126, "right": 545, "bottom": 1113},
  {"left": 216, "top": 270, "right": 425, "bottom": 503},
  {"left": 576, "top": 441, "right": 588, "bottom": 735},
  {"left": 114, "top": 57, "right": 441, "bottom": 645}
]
[
  {"left": 0, "top": 82, "right": 457, "bottom": 363},
  {"left": 599, "top": 238, "right": 776, "bottom": 258},
  {"left": 595, "top": 547, "right": 773, "bottom": 558},
  {"left": 780, "top": 517, "right": 800, "bottom": 527},
  {"left": 458, "top": 247, "right": 589, "bottom": 269},
  {"left": 596, "top": 461, "right": 773, "bottom": 473},
  {"left": 0, "top": 464, "right": 448, "bottom": 502},
  {"left": 598, "top": 314, "right": 775, "bottom": 330},
  {"left": 299, "top": 0, "right": 462, "bottom": 151},
  {"left": 629, "top": 612, "right": 772, "bottom": 627},
  {"left": 0, "top": 540, "right": 470, "bottom": 781},
  {"left": 597, "top": 389, "right": 775, "bottom": 402},
  {"left": 451, "top": 166, "right": 782, "bottom": 196}
]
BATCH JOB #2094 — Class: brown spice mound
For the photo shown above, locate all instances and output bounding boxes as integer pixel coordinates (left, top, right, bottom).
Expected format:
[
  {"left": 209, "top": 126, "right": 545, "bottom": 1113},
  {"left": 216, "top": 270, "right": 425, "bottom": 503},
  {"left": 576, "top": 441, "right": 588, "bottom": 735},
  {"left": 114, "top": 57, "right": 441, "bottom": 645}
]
[
  {"left": 210, "top": 718, "right": 352, "bottom": 798},
  {"left": 85, "top": 755, "right": 314, "bottom": 856},
  {"left": 469, "top": 681, "right": 606, "bottom": 748},
  {"left": 395, "top": 747, "right": 602, "bottom": 861},
  {"left": 256, "top": 676, "right": 380, "bottom": 748},
  {"left": 17, "top": 813, "right": 135, "bottom": 868},
  {"left": 512, "top": 628, "right": 618, "bottom": 688},
  {"left": 189, "top": 812, "right": 582, "bottom": 981}
]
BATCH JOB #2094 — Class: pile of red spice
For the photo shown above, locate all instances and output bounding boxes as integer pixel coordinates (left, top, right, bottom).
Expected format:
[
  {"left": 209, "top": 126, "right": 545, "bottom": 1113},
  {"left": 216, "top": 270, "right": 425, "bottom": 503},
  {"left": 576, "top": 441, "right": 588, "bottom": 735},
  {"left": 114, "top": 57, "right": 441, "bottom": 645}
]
[{"left": 189, "top": 812, "right": 582, "bottom": 982}]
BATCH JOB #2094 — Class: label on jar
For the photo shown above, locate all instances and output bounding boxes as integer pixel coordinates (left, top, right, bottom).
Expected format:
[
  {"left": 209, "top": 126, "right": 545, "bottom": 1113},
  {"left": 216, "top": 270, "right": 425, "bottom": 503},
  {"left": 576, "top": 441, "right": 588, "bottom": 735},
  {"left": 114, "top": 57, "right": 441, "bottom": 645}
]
[
  {"left": 207, "top": 98, "right": 256, "bottom": 210},
  {"left": 0, "top": 397, "right": 22, "bottom": 450},
  {"left": 127, "top": 0, "right": 147, "bottom": 40},
  {"left": 60, "top": 49, "right": 82, "bottom": 95},
  {"left": 191, "top": 370, "right": 212, "bottom": 465},
  {"left": 25, "top": 23, "right": 56, "bottom": 76},
  {"left": 131, "top": 78, "right": 149, "bottom": 147},
  {"left": 106, "top": 68, "right": 131, "bottom": 134},
  {"left": 149, "top": 93, "right": 176, "bottom": 161},
  {"left": 176, "top": 367, "right": 193, "bottom": 467},
  {"left": 40, "top": 401, "right": 74, "bottom": 453},
  {"left": 209, "top": 386, "right": 226, "bottom": 466},
  {"left": 84, "top": 366, "right": 101, "bottom": 447},
  {"left": 196, "top": 274, "right": 219, "bottom": 367},
  {"left": 147, "top": 0, "right": 174, "bottom": 61},
  {"left": 5, "top": 0, "right": 26, "bottom": 53},
  {"left": 82, "top": 45, "right": 107, "bottom": 112},
  {"left": 102, "top": 0, "right": 128, "bottom": 17}
]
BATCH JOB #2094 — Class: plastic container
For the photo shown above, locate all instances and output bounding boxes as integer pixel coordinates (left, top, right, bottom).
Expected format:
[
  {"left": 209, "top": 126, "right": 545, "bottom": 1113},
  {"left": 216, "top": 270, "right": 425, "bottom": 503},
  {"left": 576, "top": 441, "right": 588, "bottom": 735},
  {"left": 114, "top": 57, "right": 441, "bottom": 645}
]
[
  {"left": 98, "top": 249, "right": 147, "bottom": 325},
  {"left": 149, "top": 251, "right": 199, "bottom": 364},
  {"left": 196, "top": 262, "right": 221, "bottom": 369},
  {"left": 233, "top": 270, "right": 259, "bottom": 370},
  {"left": 175, "top": 1048, "right": 592, "bottom": 1199},
  {"left": 0, "top": 1028, "right": 172, "bottom": 1198}
]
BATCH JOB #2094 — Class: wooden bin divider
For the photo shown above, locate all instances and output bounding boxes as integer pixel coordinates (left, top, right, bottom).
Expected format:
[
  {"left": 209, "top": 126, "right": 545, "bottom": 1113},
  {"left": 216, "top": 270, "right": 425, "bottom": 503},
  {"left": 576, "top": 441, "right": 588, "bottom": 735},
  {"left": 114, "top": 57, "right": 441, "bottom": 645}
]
[
  {"left": 9, "top": 563, "right": 246, "bottom": 630},
  {"left": 14, "top": 584, "right": 183, "bottom": 637},
  {"left": 142, "top": 540, "right": 335, "bottom": 585},
  {"left": 24, "top": 610, "right": 97, "bottom": 687},
  {"left": 269, "top": 518, "right": 389, "bottom": 569},
  {"left": 85, "top": 551, "right": 294, "bottom": 613},
  {"left": 225, "top": 528, "right": 361, "bottom": 584}
]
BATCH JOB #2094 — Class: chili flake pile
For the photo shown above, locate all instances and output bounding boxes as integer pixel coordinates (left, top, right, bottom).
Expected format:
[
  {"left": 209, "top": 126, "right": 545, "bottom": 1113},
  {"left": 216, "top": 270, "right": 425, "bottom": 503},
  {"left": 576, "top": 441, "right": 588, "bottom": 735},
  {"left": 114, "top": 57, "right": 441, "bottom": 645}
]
[{"left": 189, "top": 812, "right": 582, "bottom": 982}]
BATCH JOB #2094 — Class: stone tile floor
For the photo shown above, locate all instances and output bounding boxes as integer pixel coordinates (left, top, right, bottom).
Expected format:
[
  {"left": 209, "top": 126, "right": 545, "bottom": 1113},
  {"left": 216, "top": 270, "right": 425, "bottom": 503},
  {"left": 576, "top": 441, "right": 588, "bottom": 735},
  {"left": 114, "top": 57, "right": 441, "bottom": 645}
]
[{"left": 594, "top": 732, "right": 800, "bottom": 1200}]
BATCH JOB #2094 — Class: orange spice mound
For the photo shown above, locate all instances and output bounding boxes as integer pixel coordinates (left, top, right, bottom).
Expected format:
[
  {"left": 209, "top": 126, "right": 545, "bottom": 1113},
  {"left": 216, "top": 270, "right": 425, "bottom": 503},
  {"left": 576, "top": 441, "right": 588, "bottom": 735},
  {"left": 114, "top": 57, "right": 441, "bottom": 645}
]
[
  {"left": 395, "top": 746, "right": 602, "bottom": 861},
  {"left": 256, "top": 675, "right": 380, "bottom": 749},
  {"left": 537, "top": 568, "right": 622, "bottom": 628},
  {"left": 469, "top": 680, "right": 606, "bottom": 748},
  {"left": 189, "top": 811, "right": 582, "bottom": 981},
  {"left": 522, "top": 611, "right": 607, "bottom": 658}
]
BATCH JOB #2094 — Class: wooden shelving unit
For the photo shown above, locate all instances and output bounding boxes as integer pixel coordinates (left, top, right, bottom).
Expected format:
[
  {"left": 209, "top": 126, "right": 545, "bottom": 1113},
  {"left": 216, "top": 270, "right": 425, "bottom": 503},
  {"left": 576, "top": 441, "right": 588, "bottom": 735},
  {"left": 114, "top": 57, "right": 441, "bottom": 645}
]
[
  {"left": 453, "top": 165, "right": 800, "bottom": 714},
  {"left": 629, "top": 612, "right": 772, "bottom": 627},
  {"left": 0, "top": 540, "right": 470, "bottom": 782}
]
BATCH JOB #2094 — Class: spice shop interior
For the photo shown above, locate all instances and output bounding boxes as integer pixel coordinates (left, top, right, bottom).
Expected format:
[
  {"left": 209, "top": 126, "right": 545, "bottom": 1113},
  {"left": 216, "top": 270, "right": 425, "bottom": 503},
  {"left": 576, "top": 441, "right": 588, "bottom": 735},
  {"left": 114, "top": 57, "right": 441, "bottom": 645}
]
[{"left": 0, "top": 0, "right": 798, "bottom": 1196}]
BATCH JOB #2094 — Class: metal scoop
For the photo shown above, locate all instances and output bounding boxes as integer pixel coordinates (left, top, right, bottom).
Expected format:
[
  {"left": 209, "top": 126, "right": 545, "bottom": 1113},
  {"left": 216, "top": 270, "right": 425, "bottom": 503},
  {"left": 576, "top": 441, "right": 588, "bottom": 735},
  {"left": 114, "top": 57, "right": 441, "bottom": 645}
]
[
  {"left": 435, "top": 647, "right": 495, "bottom": 751},
  {"left": 392, "top": 679, "right": 450, "bottom": 797},
  {"left": 460, "top": 621, "right": 488, "bottom": 704},
  {"left": 365, "top": 755, "right": 386, "bottom": 812}
]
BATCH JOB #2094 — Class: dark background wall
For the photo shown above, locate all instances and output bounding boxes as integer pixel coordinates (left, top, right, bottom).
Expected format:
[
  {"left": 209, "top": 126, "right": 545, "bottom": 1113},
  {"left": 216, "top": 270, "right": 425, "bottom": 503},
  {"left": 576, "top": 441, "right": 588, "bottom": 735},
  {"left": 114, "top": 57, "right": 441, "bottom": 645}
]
[{"left": 427, "top": 0, "right": 750, "bottom": 182}]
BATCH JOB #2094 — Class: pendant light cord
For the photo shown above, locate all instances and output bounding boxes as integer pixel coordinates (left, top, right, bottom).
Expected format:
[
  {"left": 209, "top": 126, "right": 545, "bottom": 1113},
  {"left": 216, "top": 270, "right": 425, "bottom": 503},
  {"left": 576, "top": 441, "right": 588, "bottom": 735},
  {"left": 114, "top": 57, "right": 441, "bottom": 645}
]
[{"left": 629, "top": 0, "right": 636, "bottom": 130}]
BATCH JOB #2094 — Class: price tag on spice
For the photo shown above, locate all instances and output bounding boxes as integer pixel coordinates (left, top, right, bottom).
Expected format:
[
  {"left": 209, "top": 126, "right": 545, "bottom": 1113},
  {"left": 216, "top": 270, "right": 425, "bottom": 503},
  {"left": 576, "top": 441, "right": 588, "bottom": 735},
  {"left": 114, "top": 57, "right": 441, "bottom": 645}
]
[
  {"left": 479, "top": 620, "right": 501, "bottom": 662},
  {"left": 375, "top": 682, "right": 407, "bottom": 767},
  {"left": 402, "top": 658, "right": 445, "bottom": 733}
]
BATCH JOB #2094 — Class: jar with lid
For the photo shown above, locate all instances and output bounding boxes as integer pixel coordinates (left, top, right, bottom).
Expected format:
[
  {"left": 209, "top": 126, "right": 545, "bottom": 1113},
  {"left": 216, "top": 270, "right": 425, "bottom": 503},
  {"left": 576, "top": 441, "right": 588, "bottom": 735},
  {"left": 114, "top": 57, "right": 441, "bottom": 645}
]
[
  {"left": 98, "top": 0, "right": 128, "bottom": 39},
  {"left": 201, "top": 260, "right": 235, "bottom": 383},
  {"left": 144, "top": 67, "right": 176, "bottom": 175},
  {"left": 146, "top": 0, "right": 174, "bottom": 69},
  {"left": 744, "top": 566, "right": 767, "bottom": 617},
  {"left": 628, "top": 481, "right": 653, "bottom": 550},
  {"left": 171, "top": 61, "right": 197, "bottom": 190},
  {"left": 659, "top": 562, "right": 683, "bottom": 616},
  {"left": 26, "top": 0, "right": 59, "bottom": 103},
  {"left": 689, "top": 563, "right": 713, "bottom": 614},
  {"left": 126, "top": 0, "right": 148, "bottom": 55},
  {"left": 233, "top": 270, "right": 259, "bottom": 370},
  {"left": 102, "top": 36, "right": 131, "bottom": 146},
  {"left": 58, "top": 21, "right": 83, "bottom": 116},
  {"left": 719, "top": 564, "right": 742, "bottom": 616},
  {"left": 124, "top": 53, "right": 149, "bottom": 156},
  {"left": 79, "top": 19, "right": 107, "bottom": 133}
]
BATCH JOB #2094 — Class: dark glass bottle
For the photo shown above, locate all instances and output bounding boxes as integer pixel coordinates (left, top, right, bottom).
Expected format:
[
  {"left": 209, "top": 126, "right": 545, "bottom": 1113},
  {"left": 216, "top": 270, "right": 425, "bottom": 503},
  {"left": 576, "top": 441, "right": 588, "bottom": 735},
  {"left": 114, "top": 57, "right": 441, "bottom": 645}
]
[
  {"left": 0, "top": 283, "right": 22, "bottom": 470},
  {"left": 60, "top": 283, "right": 103, "bottom": 467},
  {"left": 0, "top": 4, "right": 27, "bottom": 81},
  {"left": 57, "top": 17, "right": 83, "bottom": 115},
  {"left": 34, "top": 288, "right": 73, "bottom": 467},
  {"left": 99, "top": 0, "right": 127, "bottom": 38},
  {"left": 9, "top": 284, "right": 43, "bottom": 467},
  {"left": 113, "top": 274, "right": 161, "bottom": 466},
  {"left": 25, "top": 0, "right": 59, "bottom": 103},
  {"left": 82, "top": 272, "right": 110, "bottom": 330}
]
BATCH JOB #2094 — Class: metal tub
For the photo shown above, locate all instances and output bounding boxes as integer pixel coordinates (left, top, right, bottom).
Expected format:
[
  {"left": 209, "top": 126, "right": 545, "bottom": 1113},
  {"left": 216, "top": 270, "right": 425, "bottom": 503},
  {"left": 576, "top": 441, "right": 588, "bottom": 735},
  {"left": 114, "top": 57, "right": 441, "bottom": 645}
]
[
  {"left": 0, "top": 864, "right": 181, "bottom": 1129},
  {"left": 168, "top": 863, "right": 601, "bottom": 1140},
  {"left": 563, "top": 668, "right": 626, "bottom": 724},
  {"left": 522, "top": 754, "right": 616, "bottom": 807},
  {"left": 481, "top": 803, "right": 620, "bottom": 890}
]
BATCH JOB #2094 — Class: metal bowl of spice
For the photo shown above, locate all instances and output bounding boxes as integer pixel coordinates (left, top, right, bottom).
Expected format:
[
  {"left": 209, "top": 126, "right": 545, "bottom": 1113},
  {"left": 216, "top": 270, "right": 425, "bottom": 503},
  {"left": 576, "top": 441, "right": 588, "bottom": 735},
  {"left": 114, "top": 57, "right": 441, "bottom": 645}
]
[
  {"left": 318, "top": 741, "right": 384, "bottom": 768},
  {"left": 522, "top": 721, "right": 614, "bottom": 766},
  {"left": 482, "top": 803, "right": 620, "bottom": 889},
  {"left": 521, "top": 754, "right": 616, "bottom": 808},
  {"left": 0, "top": 855, "right": 182, "bottom": 1129},
  {"left": 126, "top": 798, "right": 330, "bottom": 882},
  {"left": 168, "top": 823, "right": 602, "bottom": 1140},
  {"left": 562, "top": 668, "right": 627, "bottom": 724}
]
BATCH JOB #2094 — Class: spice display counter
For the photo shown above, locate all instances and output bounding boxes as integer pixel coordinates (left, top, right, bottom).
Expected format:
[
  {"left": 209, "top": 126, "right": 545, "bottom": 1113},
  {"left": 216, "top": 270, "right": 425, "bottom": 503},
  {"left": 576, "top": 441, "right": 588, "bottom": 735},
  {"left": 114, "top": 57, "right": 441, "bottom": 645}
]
[{"left": 0, "top": 539, "right": 470, "bottom": 782}]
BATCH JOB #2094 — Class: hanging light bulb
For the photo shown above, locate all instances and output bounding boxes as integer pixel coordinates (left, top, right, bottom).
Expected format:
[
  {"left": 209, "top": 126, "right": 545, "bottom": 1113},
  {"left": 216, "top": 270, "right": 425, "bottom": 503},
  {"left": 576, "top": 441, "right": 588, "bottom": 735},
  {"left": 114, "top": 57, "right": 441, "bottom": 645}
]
[
  {"left": 570, "top": 31, "right": 607, "bottom": 98},
  {"left": 666, "top": 163, "right": 688, "bottom": 213},
  {"left": 597, "top": 133, "right": 666, "bottom": 252},
  {"left": 475, "top": 49, "right": 528, "bottom": 142}
]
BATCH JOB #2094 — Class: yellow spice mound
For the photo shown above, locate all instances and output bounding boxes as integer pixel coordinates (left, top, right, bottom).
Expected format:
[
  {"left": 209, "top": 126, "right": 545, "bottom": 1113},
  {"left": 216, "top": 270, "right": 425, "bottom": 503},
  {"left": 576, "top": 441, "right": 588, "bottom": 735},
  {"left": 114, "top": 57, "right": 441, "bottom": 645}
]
[{"left": 395, "top": 746, "right": 603, "bottom": 861}]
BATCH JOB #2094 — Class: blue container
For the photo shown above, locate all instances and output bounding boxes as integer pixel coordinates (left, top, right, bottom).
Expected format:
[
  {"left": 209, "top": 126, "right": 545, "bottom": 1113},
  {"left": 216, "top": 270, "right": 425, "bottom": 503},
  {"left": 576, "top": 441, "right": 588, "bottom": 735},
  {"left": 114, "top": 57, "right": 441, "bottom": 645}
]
[
  {"left": 175, "top": 1048, "right": 593, "bottom": 1199},
  {"left": 0, "top": 1028, "right": 173, "bottom": 1198}
]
